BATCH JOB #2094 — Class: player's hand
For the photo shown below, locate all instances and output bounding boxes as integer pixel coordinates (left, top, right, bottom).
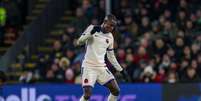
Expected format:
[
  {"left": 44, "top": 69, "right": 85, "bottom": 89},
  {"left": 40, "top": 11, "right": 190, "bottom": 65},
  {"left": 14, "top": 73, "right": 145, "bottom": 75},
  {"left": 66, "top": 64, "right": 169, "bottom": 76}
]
[
  {"left": 118, "top": 69, "right": 132, "bottom": 82},
  {"left": 90, "top": 26, "right": 101, "bottom": 35},
  {"left": 115, "top": 66, "right": 123, "bottom": 72}
]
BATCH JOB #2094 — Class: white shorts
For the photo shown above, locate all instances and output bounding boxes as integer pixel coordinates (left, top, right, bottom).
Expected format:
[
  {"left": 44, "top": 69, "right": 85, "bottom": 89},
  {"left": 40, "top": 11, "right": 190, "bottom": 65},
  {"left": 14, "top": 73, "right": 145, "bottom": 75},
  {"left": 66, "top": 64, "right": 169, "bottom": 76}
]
[{"left": 81, "top": 67, "right": 115, "bottom": 87}]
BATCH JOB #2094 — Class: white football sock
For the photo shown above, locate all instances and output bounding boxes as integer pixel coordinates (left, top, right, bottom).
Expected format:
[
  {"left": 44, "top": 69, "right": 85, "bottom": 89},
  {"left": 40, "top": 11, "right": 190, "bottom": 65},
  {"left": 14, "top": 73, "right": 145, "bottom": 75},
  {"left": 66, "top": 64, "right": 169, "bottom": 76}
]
[
  {"left": 107, "top": 93, "right": 118, "bottom": 101},
  {"left": 79, "top": 95, "right": 88, "bottom": 101}
]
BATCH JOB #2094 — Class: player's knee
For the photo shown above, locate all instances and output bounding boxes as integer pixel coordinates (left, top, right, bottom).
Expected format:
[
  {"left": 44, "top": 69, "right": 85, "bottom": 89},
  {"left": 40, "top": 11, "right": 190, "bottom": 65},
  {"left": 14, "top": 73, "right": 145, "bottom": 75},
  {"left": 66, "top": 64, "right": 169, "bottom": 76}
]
[{"left": 111, "top": 88, "right": 120, "bottom": 96}]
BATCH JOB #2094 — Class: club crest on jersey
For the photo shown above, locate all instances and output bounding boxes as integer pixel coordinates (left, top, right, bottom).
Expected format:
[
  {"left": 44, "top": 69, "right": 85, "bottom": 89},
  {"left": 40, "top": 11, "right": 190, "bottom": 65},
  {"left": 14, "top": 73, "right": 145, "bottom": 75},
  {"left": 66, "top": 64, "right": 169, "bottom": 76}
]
[
  {"left": 84, "top": 79, "right": 88, "bottom": 83},
  {"left": 106, "top": 39, "right": 109, "bottom": 44}
]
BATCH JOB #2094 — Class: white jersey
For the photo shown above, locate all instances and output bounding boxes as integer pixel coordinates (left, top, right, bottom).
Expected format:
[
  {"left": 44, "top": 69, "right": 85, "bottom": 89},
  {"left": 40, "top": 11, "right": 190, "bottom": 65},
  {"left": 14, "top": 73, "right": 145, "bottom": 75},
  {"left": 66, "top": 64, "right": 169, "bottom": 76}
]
[
  {"left": 82, "top": 25, "right": 114, "bottom": 68},
  {"left": 77, "top": 25, "right": 123, "bottom": 88}
]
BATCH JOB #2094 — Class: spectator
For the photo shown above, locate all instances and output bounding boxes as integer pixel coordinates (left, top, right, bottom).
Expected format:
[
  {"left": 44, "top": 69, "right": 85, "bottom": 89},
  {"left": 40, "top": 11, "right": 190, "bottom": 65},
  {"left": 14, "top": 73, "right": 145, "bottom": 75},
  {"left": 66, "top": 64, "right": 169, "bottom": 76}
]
[
  {"left": 45, "top": 69, "right": 57, "bottom": 82},
  {"left": 71, "top": 7, "right": 89, "bottom": 33},
  {"left": 152, "top": 37, "right": 167, "bottom": 57},
  {"left": 81, "top": 0, "right": 94, "bottom": 20},
  {"left": 64, "top": 68, "right": 75, "bottom": 84},
  {"left": 191, "top": 43, "right": 200, "bottom": 59},
  {"left": 176, "top": 10, "right": 187, "bottom": 30},
  {"left": 174, "top": 37, "right": 185, "bottom": 62},
  {"left": 59, "top": 57, "right": 70, "bottom": 69},
  {"left": 140, "top": 65, "right": 156, "bottom": 83},
  {"left": 121, "top": 14, "right": 139, "bottom": 38},
  {"left": 160, "top": 20, "right": 177, "bottom": 39},
  {"left": 133, "top": 46, "right": 149, "bottom": 64},
  {"left": 166, "top": 70, "right": 178, "bottom": 83},
  {"left": 132, "top": 60, "right": 147, "bottom": 82},
  {"left": 182, "top": 46, "right": 191, "bottom": 60},
  {"left": 51, "top": 63, "right": 65, "bottom": 82},
  {"left": 154, "top": 67, "right": 166, "bottom": 83},
  {"left": 181, "top": 67, "right": 201, "bottom": 83},
  {"left": 158, "top": 54, "right": 171, "bottom": 69},
  {"left": 139, "top": 16, "right": 151, "bottom": 34}
]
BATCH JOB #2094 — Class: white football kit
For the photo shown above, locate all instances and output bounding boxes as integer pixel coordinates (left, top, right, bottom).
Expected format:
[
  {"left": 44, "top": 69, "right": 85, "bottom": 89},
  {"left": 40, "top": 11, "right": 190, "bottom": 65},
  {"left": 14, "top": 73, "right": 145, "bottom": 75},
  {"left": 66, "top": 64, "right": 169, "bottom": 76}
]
[{"left": 77, "top": 25, "right": 122, "bottom": 87}]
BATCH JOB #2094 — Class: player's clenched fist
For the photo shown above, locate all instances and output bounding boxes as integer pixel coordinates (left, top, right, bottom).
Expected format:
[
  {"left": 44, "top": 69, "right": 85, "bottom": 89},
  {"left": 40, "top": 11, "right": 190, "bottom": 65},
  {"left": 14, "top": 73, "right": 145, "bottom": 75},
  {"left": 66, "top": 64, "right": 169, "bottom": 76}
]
[{"left": 90, "top": 26, "right": 101, "bottom": 35}]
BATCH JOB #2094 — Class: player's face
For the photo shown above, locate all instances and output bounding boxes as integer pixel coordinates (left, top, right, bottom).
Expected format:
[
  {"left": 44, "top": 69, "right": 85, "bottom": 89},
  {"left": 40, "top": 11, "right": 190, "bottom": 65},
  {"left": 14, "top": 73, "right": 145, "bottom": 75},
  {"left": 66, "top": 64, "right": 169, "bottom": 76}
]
[{"left": 103, "top": 20, "right": 116, "bottom": 33}]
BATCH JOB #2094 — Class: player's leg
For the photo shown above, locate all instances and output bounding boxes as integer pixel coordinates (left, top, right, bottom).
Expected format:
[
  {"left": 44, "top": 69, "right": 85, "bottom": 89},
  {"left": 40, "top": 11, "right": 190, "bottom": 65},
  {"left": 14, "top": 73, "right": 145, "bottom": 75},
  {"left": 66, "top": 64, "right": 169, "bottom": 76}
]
[
  {"left": 80, "top": 67, "right": 97, "bottom": 101},
  {"left": 97, "top": 67, "right": 120, "bottom": 101},
  {"left": 104, "top": 79, "right": 120, "bottom": 101},
  {"left": 80, "top": 86, "right": 93, "bottom": 101}
]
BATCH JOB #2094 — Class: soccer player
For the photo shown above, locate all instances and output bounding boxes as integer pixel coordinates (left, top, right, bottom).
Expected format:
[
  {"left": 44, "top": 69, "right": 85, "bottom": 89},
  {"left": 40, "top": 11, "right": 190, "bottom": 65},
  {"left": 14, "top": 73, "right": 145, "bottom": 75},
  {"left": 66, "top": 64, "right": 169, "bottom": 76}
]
[{"left": 77, "top": 14, "right": 123, "bottom": 101}]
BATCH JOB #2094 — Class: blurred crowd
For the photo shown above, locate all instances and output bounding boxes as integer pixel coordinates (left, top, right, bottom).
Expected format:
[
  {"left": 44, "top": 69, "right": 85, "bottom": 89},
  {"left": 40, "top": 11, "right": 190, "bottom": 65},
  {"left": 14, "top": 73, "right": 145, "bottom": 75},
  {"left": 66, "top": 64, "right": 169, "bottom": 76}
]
[{"left": 1, "top": 0, "right": 201, "bottom": 84}]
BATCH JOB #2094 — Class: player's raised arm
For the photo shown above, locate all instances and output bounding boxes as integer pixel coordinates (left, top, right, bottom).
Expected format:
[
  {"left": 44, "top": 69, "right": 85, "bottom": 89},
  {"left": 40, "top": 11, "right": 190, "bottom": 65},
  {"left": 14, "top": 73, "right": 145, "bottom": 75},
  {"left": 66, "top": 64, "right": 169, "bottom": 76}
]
[
  {"left": 106, "top": 39, "right": 123, "bottom": 72},
  {"left": 77, "top": 25, "right": 93, "bottom": 46},
  {"left": 77, "top": 25, "right": 101, "bottom": 46}
]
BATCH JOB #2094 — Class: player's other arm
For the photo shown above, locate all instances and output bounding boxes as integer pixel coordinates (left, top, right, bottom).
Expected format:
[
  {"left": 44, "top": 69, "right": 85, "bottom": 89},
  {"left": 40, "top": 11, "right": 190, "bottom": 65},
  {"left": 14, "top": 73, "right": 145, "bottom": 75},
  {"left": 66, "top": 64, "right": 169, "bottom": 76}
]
[
  {"left": 107, "top": 50, "right": 123, "bottom": 72},
  {"left": 77, "top": 25, "right": 93, "bottom": 46},
  {"left": 106, "top": 39, "right": 123, "bottom": 72},
  {"left": 77, "top": 25, "right": 101, "bottom": 46}
]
